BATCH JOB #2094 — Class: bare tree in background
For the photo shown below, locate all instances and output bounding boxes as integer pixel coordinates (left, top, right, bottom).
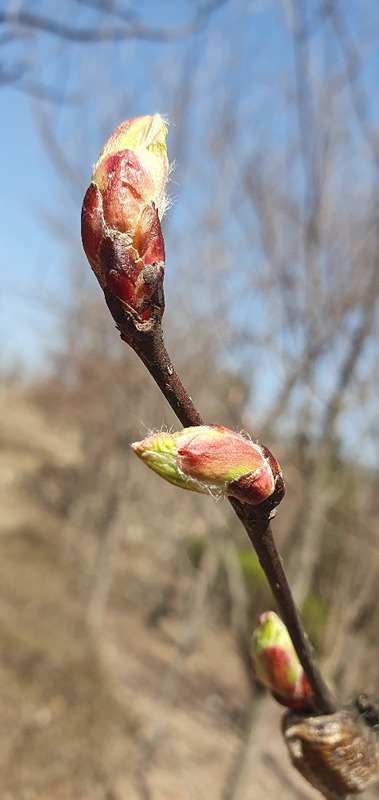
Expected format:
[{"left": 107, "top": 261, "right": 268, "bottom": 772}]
[
  {"left": 2, "top": 2, "right": 379, "bottom": 799},
  {"left": 0, "top": 0, "right": 227, "bottom": 99}
]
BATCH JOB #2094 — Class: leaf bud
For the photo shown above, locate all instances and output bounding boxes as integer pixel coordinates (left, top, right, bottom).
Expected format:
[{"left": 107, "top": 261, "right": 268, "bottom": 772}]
[
  {"left": 81, "top": 114, "right": 169, "bottom": 335},
  {"left": 251, "top": 611, "right": 313, "bottom": 710},
  {"left": 131, "top": 425, "right": 284, "bottom": 508}
]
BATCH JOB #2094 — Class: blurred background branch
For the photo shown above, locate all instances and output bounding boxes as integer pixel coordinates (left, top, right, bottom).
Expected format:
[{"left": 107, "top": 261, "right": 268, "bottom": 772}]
[{"left": 1, "top": 1, "right": 379, "bottom": 798}]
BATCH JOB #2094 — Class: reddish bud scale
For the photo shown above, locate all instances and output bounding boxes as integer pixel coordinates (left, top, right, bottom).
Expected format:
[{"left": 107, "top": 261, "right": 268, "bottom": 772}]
[
  {"left": 251, "top": 611, "right": 314, "bottom": 711},
  {"left": 81, "top": 115, "right": 169, "bottom": 336},
  {"left": 228, "top": 444, "right": 285, "bottom": 510},
  {"left": 95, "top": 151, "right": 155, "bottom": 233},
  {"left": 256, "top": 648, "right": 313, "bottom": 711},
  {"left": 132, "top": 425, "right": 285, "bottom": 509},
  {"left": 81, "top": 180, "right": 165, "bottom": 327}
]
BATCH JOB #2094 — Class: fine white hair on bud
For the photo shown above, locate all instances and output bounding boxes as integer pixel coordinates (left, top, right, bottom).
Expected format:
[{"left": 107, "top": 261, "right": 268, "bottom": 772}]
[{"left": 131, "top": 424, "right": 285, "bottom": 509}]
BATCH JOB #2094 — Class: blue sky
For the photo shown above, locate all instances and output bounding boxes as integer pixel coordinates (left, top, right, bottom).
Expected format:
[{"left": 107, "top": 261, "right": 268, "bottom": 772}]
[
  {"left": 1, "top": 0, "right": 379, "bottom": 461},
  {"left": 1, "top": 86, "right": 69, "bottom": 369},
  {"left": 0, "top": 0, "right": 291, "bottom": 370}
]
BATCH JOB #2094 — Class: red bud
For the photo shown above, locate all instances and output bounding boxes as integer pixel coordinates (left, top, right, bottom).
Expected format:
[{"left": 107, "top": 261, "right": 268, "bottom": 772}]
[{"left": 81, "top": 115, "right": 169, "bottom": 337}]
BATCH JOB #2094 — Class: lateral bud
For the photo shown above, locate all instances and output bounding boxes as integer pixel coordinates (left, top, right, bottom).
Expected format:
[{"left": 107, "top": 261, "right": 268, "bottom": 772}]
[
  {"left": 251, "top": 610, "right": 313, "bottom": 710},
  {"left": 131, "top": 425, "right": 285, "bottom": 508}
]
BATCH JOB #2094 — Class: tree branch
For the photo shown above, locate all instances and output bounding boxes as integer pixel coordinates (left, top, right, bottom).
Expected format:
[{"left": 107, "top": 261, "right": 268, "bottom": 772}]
[
  {"left": 126, "top": 320, "right": 337, "bottom": 715},
  {"left": 0, "top": 1, "right": 227, "bottom": 43}
]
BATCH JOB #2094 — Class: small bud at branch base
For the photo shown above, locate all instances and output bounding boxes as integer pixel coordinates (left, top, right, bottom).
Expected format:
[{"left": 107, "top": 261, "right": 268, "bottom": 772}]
[{"left": 251, "top": 611, "right": 313, "bottom": 710}]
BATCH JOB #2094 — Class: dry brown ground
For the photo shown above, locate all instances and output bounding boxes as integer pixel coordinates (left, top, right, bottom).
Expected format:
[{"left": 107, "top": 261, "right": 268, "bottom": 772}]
[{"left": 0, "top": 386, "right": 378, "bottom": 800}]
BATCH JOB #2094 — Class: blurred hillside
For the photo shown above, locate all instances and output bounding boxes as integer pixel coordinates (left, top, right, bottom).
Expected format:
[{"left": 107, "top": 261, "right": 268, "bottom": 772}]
[{"left": 0, "top": 326, "right": 379, "bottom": 799}]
